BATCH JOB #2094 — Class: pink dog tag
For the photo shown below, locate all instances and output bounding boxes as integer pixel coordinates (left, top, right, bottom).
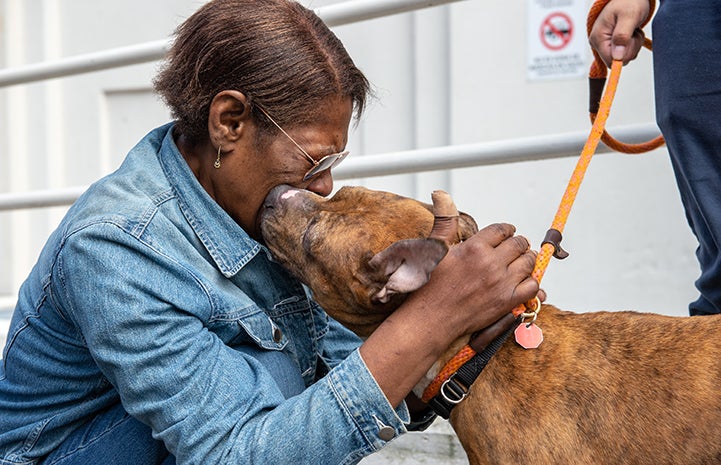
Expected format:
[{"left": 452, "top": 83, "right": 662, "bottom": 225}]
[{"left": 514, "top": 323, "right": 544, "bottom": 349}]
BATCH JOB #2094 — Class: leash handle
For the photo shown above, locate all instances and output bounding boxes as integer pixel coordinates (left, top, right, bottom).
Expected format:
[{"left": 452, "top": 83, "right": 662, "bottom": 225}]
[{"left": 587, "top": 0, "right": 664, "bottom": 154}]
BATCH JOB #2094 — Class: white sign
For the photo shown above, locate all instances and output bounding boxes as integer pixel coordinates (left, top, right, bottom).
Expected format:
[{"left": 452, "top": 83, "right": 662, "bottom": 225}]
[{"left": 527, "top": 0, "right": 588, "bottom": 81}]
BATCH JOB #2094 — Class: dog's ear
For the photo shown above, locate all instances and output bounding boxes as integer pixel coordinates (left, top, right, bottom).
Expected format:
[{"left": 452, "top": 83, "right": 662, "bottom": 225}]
[
  {"left": 368, "top": 238, "right": 448, "bottom": 303},
  {"left": 429, "top": 190, "right": 478, "bottom": 244}
]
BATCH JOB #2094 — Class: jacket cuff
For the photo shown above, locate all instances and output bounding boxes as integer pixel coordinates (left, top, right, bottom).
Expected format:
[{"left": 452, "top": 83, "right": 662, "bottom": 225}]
[{"left": 327, "top": 349, "right": 411, "bottom": 452}]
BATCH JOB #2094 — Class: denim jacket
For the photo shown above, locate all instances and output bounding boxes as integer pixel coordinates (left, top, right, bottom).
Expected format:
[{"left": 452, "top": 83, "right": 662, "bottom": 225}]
[{"left": 0, "top": 123, "right": 411, "bottom": 464}]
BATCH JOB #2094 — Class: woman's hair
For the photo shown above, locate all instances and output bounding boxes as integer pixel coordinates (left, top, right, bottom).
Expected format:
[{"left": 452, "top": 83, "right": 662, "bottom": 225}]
[{"left": 153, "top": 0, "right": 370, "bottom": 146}]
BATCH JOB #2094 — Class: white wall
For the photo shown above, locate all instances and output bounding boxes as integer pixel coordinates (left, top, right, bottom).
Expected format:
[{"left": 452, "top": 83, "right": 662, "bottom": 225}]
[{"left": 0, "top": 1, "right": 183, "bottom": 302}]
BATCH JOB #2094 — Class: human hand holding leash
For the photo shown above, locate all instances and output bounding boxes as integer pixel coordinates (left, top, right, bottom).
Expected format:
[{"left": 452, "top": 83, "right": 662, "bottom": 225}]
[{"left": 588, "top": 0, "right": 651, "bottom": 66}]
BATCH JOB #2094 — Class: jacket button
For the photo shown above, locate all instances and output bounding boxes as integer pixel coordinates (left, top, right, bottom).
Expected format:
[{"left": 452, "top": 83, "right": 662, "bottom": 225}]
[
  {"left": 273, "top": 327, "right": 283, "bottom": 343},
  {"left": 378, "top": 426, "right": 395, "bottom": 441}
]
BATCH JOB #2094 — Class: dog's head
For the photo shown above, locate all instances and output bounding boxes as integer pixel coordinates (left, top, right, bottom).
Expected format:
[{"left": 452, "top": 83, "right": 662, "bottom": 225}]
[{"left": 260, "top": 185, "right": 478, "bottom": 337}]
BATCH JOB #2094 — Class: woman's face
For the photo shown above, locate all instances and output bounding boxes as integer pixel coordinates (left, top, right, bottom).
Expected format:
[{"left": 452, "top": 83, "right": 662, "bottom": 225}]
[{"left": 207, "top": 95, "right": 354, "bottom": 240}]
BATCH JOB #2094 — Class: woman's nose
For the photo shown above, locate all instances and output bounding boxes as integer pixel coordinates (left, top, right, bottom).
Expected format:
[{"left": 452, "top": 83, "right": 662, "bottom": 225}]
[{"left": 305, "top": 169, "right": 334, "bottom": 197}]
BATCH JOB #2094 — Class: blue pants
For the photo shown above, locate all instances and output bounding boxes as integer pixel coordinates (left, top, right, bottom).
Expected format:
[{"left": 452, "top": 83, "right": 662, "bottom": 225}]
[
  {"left": 40, "top": 347, "right": 305, "bottom": 465},
  {"left": 653, "top": 0, "right": 721, "bottom": 315}
]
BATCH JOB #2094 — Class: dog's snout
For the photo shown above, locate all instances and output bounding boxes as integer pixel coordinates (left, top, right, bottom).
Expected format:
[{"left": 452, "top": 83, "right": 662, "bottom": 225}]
[{"left": 264, "top": 185, "right": 326, "bottom": 214}]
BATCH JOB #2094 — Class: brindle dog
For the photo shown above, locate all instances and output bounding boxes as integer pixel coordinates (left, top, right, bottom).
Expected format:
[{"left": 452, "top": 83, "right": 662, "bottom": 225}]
[{"left": 260, "top": 184, "right": 721, "bottom": 465}]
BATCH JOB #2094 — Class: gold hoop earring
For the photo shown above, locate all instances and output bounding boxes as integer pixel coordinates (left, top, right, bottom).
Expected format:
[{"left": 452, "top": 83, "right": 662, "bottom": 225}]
[{"left": 214, "top": 145, "right": 222, "bottom": 169}]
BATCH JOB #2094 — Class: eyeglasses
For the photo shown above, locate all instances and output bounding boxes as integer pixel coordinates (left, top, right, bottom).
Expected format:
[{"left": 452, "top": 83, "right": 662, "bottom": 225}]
[{"left": 256, "top": 105, "right": 349, "bottom": 182}]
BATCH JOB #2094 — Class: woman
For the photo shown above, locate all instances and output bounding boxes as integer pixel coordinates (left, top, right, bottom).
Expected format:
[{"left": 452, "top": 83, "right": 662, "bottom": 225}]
[{"left": 0, "top": 1, "right": 539, "bottom": 463}]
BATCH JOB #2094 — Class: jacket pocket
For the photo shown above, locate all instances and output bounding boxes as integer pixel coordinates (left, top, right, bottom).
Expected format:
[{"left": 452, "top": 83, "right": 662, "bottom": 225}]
[{"left": 208, "top": 306, "right": 287, "bottom": 351}]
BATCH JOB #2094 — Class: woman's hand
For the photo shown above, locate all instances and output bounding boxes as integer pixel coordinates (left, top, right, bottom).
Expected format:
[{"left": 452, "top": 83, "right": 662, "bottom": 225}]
[
  {"left": 414, "top": 222, "right": 538, "bottom": 339},
  {"left": 360, "top": 223, "right": 539, "bottom": 408}
]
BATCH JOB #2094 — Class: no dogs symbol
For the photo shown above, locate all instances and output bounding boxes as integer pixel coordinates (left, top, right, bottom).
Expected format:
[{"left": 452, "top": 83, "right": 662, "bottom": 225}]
[{"left": 540, "top": 12, "right": 573, "bottom": 51}]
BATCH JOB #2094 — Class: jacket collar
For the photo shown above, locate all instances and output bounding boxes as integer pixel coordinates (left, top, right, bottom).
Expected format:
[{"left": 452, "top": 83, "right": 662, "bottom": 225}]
[{"left": 158, "top": 123, "right": 262, "bottom": 278}]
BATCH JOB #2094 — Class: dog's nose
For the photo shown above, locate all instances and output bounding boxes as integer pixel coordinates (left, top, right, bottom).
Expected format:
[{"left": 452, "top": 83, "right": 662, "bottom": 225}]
[
  {"left": 264, "top": 185, "right": 324, "bottom": 213},
  {"left": 260, "top": 185, "right": 299, "bottom": 244},
  {"left": 264, "top": 184, "right": 297, "bottom": 209}
]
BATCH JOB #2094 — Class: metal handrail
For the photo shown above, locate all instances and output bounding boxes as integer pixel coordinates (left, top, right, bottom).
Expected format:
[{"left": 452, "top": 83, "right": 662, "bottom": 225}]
[
  {"left": 334, "top": 123, "right": 661, "bottom": 179},
  {"left": 0, "top": 123, "right": 662, "bottom": 211},
  {"left": 0, "top": 185, "right": 89, "bottom": 211},
  {"left": 0, "top": 0, "right": 465, "bottom": 87}
]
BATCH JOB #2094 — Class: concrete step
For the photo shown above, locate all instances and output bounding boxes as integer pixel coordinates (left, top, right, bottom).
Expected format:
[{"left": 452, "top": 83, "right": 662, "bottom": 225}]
[{"left": 360, "top": 420, "right": 469, "bottom": 465}]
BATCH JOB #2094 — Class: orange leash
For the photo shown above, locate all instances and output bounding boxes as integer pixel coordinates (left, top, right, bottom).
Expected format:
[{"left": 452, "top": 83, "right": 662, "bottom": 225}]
[
  {"left": 523, "top": 59, "right": 624, "bottom": 298},
  {"left": 421, "top": 346, "right": 475, "bottom": 403},
  {"left": 519, "top": 0, "right": 663, "bottom": 308}
]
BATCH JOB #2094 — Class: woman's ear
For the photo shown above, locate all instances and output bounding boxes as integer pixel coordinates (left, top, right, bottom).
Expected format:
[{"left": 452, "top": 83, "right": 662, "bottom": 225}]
[{"left": 208, "top": 90, "right": 252, "bottom": 146}]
